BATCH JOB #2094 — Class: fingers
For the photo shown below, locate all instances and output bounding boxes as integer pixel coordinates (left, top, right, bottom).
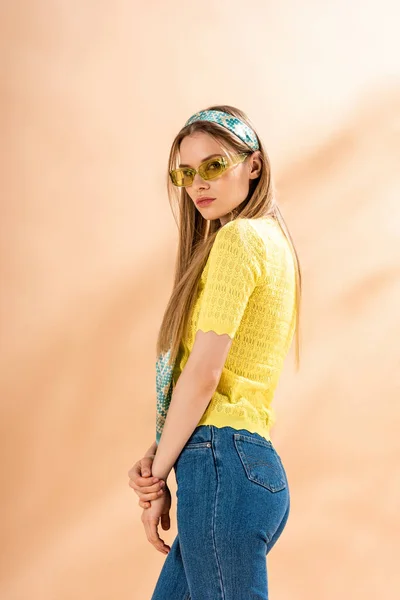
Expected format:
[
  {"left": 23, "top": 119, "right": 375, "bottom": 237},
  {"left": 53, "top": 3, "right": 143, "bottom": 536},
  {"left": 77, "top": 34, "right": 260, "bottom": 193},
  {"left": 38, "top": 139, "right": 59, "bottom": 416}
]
[
  {"left": 127, "top": 461, "right": 152, "bottom": 483},
  {"left": 127, "top": 462, "right": 141, "bottom": 479},
  {"left": 137, "top": 490, "right": 166, "bottom": 506},
  {"left": 127, "top": 458, "right": 165, "bottom": 496},
  {"left": 142, "top": 515, "right": 171, "bottom": 555},
  {"left": 134, "top": 490, "right": 164, "bottom": 509},
  {"left": 140, "top": 485, "right": 171, "bottom": 510},
  {"left": 129, "top": 480, "right": 166, "bottom": 500},
  {"left": 138, "top": 485, "right": 168, "bottom": 508},
  {"left": 140, "top": 456, "right": 155, "bottom": 477},
  {"left": 129, "top": 477, "right": 165, "bottom": 494}
]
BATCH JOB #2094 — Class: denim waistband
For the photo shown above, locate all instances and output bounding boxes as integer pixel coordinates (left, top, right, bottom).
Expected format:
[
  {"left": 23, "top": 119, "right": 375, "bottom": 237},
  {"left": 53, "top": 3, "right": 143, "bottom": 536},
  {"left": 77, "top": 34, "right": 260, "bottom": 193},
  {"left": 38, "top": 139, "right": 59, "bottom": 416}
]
[{"left": 185, "top": 424, "right": 274, "bottom": 448}]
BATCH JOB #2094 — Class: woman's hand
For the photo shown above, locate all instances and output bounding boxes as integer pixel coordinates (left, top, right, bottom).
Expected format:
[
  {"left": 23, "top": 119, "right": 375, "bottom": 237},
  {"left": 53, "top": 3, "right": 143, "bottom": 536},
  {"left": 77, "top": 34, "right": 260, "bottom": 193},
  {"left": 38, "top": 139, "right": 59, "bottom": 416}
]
[
  {"left": 141, "top": 487, "right": 172, "bottom": 555},
  {"left": 128, "top": 455, "right": 166, "bottom": 509}
]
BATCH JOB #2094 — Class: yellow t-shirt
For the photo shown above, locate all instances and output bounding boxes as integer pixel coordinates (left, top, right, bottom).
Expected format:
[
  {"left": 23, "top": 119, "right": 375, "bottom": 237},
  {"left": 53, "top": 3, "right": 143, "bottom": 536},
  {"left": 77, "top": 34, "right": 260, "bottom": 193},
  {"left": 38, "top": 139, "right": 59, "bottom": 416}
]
[{"left": 172, "top": 216, "right": 297, "bottom": 442}]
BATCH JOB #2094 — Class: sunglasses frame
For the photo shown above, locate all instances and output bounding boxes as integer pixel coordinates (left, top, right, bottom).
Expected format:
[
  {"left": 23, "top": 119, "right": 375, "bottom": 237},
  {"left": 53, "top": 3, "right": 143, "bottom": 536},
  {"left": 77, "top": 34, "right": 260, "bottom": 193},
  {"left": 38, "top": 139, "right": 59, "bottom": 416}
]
[{"left": 169, "top": 152, "right": 250, "bottom": 187}]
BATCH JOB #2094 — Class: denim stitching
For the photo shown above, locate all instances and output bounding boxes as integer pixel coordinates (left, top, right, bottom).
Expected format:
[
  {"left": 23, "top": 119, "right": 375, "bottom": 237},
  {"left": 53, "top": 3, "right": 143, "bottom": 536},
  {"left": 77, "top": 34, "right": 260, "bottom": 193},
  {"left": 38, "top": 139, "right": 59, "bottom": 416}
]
[
  {"left": 210, "top": 427, "right": 226, "bottom": 599},
  {"left": 233, "top": 437, "right": 286, "bottom": 492}
]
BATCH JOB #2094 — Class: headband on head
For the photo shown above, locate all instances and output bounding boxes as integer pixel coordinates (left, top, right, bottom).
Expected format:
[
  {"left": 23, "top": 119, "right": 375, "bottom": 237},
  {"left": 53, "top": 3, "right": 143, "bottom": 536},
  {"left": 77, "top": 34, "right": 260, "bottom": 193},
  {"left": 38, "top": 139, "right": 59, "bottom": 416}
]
[{"left": 184, "top": 109, "right": 260, "bottom": 151}]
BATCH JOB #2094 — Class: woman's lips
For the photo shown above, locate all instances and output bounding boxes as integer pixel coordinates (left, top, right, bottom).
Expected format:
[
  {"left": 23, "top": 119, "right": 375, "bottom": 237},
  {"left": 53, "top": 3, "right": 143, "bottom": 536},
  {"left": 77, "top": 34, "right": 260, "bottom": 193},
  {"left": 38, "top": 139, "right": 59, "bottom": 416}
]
[{"left": 196, "top": 197, "right": 216, "bottom": 206}]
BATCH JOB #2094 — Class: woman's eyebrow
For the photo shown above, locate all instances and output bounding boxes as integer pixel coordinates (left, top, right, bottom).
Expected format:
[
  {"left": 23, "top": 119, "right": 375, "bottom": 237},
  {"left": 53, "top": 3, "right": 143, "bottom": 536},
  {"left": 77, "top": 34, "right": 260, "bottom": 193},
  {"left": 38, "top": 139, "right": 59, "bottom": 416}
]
[{"left": 178, "top": 153, "right": 221, "bottom": 168}]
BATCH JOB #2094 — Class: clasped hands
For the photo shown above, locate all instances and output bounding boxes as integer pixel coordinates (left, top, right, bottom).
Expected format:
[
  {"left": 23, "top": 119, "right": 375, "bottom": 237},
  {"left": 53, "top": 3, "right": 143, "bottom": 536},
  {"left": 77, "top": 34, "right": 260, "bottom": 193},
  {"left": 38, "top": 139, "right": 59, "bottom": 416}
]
[{"left": 128, "top": 453, "right": 171, "bottom": 555}]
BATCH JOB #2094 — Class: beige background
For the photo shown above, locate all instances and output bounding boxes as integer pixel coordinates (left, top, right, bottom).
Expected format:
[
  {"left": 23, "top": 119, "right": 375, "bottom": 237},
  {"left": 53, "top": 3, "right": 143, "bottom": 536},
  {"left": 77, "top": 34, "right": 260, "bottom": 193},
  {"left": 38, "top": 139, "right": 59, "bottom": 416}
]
[{"left": 1, "top": 1, "right": 400, "bottom": 599}]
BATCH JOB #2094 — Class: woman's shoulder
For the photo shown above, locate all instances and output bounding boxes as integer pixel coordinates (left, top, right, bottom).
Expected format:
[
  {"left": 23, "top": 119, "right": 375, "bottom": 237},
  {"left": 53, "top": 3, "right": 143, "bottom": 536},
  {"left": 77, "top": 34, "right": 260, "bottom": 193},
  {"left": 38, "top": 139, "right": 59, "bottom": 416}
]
[
  {"left": 209, "top": 219, "right": 267, "bottom": 282},
  {"left": 216, "top": 217, "right": 276, "bottom": 254},
  {"left": 216, "top": 217, "right": 266, "bottom": 243}
]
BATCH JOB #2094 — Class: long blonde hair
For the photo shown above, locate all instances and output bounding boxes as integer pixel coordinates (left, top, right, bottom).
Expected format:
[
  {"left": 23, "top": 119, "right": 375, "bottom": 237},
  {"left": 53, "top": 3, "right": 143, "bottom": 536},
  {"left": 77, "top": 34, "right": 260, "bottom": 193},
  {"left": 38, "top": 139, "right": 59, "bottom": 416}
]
[{"left": 156, "top": 104, "right": 302, "bottom": 371}]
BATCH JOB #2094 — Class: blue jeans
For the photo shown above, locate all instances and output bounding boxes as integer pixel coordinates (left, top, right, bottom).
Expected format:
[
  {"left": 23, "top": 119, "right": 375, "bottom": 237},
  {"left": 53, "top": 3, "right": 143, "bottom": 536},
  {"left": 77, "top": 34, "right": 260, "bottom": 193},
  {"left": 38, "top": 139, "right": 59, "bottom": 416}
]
[{"left": 150, "top": 425, "right": 290, "bottom": 600}]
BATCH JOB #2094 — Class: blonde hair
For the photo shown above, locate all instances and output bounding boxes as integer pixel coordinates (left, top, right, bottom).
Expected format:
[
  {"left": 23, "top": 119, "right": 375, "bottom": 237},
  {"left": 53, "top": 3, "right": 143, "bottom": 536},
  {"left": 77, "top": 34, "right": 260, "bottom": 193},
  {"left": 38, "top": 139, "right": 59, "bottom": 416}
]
[{"left": 156, "top": 104, "right": 302, "bottom": 370}]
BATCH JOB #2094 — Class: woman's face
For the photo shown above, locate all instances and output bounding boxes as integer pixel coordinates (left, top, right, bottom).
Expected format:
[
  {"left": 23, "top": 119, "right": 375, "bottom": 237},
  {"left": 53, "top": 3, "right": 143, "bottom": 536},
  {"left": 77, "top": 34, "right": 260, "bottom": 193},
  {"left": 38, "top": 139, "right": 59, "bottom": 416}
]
[{"left": 179, "top": 132, "right": 261, "bottom": 225}]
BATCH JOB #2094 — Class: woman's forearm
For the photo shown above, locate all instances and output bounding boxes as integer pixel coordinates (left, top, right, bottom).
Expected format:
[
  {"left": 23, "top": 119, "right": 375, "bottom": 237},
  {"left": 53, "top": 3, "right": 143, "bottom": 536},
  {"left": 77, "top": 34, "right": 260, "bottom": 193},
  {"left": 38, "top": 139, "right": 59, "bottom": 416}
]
[
  {"left": 151, "top": 363, "right": 218, "bottom": 482},
  {"left": 144, "top": 439, "right": 158, "bottom": 458}
]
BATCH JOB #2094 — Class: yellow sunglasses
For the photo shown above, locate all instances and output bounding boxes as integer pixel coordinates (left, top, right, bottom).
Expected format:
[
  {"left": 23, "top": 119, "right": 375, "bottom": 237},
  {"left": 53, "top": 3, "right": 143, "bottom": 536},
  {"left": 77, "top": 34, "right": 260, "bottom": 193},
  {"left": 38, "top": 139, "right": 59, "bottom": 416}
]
[{"left": 169, "top": 152, "right": 250, "bottom": 187}]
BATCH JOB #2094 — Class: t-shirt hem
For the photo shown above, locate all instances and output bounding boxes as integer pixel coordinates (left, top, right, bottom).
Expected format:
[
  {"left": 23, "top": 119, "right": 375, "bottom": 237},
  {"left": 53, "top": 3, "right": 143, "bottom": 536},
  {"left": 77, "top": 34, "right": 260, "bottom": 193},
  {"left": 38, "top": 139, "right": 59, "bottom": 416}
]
[{"left": 197, "top": 412, "right": 272, "bottom": 442}]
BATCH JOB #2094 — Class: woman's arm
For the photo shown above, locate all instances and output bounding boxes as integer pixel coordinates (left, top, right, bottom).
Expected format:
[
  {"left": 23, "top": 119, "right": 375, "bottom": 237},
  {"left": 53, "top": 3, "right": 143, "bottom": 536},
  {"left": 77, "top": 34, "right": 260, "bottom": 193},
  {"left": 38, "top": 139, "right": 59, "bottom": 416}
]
[
  {"left": 144, "top": 439, "right": 158, "bottom": 458},
  {"left": 151, "top": 329, "right": 232, "bottom": 483}
]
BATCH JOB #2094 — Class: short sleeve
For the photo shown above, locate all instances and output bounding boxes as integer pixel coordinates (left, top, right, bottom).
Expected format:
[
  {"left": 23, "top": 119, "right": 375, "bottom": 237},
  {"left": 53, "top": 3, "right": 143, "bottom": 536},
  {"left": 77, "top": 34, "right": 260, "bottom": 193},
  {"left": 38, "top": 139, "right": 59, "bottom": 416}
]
[{"left": 196, "top": 219, "right": 265, "bottom": 339}]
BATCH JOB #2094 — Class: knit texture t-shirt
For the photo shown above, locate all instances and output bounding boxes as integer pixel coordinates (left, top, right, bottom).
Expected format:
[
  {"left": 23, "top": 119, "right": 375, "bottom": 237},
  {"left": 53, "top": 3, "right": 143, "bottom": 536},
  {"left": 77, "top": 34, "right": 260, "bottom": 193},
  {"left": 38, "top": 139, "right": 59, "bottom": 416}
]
[{"left": 172, "top": 216, "right": 297, "bottom": 442}]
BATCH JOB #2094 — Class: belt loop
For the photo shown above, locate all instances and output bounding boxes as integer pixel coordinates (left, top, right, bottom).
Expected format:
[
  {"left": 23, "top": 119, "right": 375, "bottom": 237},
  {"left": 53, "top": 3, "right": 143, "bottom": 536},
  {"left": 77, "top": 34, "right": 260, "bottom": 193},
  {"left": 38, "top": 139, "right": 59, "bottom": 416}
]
[{"left": 210, "top": 424, "right": 214, "bottom": 445}]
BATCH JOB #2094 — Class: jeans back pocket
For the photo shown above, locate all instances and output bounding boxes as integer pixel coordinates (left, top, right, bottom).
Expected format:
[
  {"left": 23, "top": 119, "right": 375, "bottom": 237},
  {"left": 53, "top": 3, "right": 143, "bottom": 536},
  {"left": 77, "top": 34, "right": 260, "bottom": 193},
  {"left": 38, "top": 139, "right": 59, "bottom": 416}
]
[{"left": 233, "top": 433, "right": 287, "bottom": 492}]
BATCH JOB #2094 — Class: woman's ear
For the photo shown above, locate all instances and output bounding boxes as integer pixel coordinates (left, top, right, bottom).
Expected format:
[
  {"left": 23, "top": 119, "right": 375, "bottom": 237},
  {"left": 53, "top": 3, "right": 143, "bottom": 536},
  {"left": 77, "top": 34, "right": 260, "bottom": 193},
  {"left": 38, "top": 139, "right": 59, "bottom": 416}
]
[{"left": 248, "top": 151, "right": 262, "bottom": 180}]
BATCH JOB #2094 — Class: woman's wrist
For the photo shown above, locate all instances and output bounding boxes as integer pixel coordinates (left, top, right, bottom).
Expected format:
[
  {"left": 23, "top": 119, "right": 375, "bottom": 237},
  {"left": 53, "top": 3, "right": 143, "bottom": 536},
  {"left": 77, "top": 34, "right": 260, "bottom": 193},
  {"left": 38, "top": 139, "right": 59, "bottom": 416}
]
[
  {"left": 144, "top": 440, "right": 158, "bottom": 458},
  {"left": 143, "top": 441, "right": 170, "bottom": 483}
]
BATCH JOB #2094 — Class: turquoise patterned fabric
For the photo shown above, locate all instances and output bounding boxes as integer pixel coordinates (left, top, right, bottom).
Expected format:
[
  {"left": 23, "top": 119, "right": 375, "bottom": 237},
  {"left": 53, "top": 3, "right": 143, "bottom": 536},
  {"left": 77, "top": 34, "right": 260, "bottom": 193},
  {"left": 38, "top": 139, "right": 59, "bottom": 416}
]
[
  {"left": 155, "top": 348, "right": 174, "bottom": 445},
  {"left": 185, "top": 110, "right": 260, "bottom": 151}
]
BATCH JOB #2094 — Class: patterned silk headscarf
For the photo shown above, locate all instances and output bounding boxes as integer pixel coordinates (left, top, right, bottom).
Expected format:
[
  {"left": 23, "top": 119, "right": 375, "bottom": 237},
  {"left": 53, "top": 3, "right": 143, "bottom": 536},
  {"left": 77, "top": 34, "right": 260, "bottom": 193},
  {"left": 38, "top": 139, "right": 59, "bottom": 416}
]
[
  {"left": 155, "top": 347, "right": 174, "bottom": 445},
  {"left": 184, "top": 110, "right": 259, "bottom": 151},
  {"left": 155, "top": 109, "right": 259, "bottom": 445}
]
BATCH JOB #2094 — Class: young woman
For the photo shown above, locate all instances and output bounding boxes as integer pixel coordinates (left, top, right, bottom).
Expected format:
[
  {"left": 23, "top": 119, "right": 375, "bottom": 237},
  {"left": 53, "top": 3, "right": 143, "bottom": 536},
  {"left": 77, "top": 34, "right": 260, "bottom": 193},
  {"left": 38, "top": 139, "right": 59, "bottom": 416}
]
[{"left": 128, "top": 105, "right": 301, "bottom": 600}]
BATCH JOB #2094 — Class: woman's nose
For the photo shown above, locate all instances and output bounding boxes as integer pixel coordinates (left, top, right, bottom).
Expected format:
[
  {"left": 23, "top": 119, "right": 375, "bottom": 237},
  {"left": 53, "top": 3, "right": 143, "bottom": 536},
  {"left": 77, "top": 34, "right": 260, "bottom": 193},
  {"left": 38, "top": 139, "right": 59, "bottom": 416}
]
[{"left": 192, "top": 172, "right": 209, "bottom": 189}]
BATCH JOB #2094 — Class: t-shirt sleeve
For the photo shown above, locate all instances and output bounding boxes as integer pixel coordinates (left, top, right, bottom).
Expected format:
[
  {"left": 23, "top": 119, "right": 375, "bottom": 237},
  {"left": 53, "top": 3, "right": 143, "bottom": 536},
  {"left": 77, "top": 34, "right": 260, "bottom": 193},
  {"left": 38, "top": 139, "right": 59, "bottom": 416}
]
[{"left": 195, "top": 219, "right": 265, "bottom": 339}]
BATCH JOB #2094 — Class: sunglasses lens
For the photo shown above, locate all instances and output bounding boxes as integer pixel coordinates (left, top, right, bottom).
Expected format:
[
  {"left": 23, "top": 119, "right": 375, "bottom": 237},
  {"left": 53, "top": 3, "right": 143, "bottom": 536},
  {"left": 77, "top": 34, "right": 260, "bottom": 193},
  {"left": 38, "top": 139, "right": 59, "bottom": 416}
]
[
  {"left": 170, "top": 156, "right": 232, "bottom": 186},
  {"left": 200, "top": 158, "right": 225, "bottom": 180},
  {"left": 170, "top": 169, "right": 193, "bottom": 187}
]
